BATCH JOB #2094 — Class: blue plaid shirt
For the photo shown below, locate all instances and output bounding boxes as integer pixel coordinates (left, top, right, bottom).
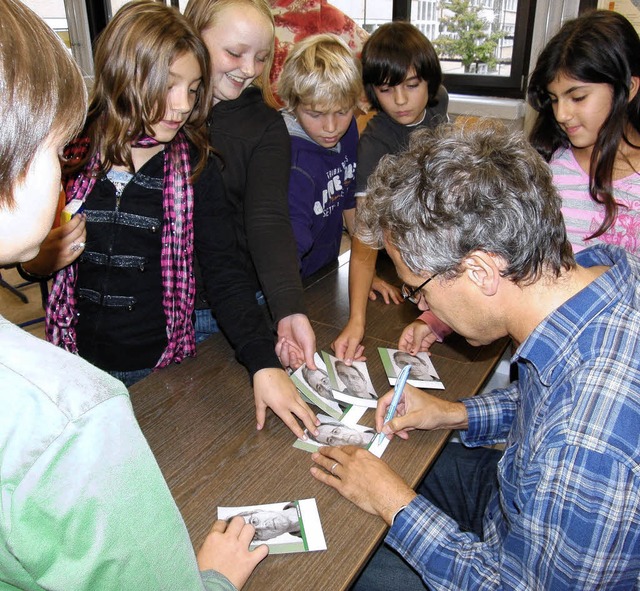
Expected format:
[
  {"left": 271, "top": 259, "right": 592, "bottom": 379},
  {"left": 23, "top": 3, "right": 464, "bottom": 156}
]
[{"left": 387, "top": 245, "right": 640, "bottom": 590}]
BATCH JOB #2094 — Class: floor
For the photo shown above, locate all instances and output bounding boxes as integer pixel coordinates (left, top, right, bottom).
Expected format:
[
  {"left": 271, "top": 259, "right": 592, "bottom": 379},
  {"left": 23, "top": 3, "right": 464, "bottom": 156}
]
[{"left": 0, "top": 267, "right": 47, "bottom": 339}]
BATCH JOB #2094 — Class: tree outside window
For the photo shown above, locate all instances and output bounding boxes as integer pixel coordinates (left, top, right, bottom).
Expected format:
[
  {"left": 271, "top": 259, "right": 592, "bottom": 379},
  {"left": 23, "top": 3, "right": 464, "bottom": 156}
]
[{"left": 434, "top": 0, "right": 506, "bottom": 74}]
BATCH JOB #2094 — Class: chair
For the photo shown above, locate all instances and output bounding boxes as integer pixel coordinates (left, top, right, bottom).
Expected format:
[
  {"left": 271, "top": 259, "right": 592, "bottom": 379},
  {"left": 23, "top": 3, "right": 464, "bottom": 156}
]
[{"left": 0, "top": 270, "right": 29, "bottom": 304}]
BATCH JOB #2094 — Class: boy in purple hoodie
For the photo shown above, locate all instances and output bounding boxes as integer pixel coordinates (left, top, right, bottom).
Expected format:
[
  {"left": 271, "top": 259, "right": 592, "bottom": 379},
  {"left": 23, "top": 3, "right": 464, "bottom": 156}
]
[{"left": 278, "top": 34, "right": 361, "bottom": 278}]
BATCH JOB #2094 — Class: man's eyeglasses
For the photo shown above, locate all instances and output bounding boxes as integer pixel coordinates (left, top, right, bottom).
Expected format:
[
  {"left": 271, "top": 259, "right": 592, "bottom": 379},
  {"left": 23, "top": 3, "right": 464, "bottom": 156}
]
[{"left": 401, "top": 273, "right": 439, "bottom": 305}]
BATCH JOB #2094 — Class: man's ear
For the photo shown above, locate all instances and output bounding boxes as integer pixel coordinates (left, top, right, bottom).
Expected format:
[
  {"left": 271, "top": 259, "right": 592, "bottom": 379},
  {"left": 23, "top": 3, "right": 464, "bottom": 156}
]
[
  {"left": 462, "top": 251, "right": 500, "bottom": 296},
  {"left": 630, "top": 76, "right": 640, "bottom": 102}
]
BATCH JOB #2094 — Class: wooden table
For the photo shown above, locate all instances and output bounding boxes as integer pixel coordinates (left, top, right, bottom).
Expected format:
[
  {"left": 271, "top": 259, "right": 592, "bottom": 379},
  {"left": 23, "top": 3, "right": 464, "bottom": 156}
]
[{"left": 130, "top": 253, "right": 507, "bottom": 590}]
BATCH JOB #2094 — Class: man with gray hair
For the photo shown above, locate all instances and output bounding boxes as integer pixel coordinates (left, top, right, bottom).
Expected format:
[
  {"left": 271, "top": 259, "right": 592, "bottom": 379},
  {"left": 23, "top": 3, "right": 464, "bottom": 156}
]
[{"left": 310, "top": 122, "right": 640, "bottom": 589}]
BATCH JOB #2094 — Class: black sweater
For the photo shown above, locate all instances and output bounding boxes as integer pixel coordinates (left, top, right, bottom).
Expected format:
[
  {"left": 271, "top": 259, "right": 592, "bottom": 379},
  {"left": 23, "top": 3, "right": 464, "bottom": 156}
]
[{"left": 207, "top": 87, "right": 307, "bottom": 324}]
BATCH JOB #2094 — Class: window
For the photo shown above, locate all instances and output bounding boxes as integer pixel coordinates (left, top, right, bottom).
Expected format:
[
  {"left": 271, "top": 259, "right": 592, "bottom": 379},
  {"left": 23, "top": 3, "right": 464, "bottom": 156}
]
[
  {"left": 412, "top": 0, "right": 536, "bottom": 98},
  {"left": 333, "top": 0, "right": 537, "bottom": 98},
  {"left": 21, "top": 0, "right": 94, "bottom": 76}
]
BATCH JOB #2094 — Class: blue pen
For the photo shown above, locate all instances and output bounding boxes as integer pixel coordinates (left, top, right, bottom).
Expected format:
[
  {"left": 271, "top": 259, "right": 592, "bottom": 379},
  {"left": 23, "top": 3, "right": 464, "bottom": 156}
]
[{"left": 377, "top": 364, "right": 412, "bottom": 444}]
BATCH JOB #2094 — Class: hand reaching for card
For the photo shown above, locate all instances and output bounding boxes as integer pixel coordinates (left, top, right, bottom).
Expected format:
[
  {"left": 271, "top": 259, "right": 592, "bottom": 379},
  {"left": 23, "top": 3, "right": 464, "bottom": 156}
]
[{"left": 197, "top": 516, "right": 268, "bottom": 589}]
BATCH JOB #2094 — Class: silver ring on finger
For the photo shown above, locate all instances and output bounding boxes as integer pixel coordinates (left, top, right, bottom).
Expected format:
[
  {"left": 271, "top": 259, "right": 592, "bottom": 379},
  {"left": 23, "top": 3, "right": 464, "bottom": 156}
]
[{"left": 330, "top": 462, "right": 339, "bottom": 475}]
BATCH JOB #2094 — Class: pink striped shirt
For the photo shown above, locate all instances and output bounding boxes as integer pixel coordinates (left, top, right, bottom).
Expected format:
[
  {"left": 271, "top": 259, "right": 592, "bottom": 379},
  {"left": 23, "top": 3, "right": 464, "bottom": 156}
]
[{"left": 550, "top": 147, "right": 640, "bottom": 255}]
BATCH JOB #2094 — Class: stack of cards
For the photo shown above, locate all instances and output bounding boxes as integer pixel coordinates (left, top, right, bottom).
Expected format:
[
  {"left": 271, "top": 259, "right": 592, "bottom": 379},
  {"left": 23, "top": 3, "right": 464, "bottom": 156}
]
[
  {"left": 290, "top": 354, "right": 366, "bottom": 424},
  {"left": 290, "top": 347, "right": 447, "bottom": 460}
]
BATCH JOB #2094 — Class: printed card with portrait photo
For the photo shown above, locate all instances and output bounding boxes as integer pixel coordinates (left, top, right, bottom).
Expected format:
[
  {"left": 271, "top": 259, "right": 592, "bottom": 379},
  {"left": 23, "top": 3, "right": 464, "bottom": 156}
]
[
  {"left": 378, "top": 347, "right": 445, "bottom": 389},
  {"left": 321, "top": 351, "right": 379, "bottom": 408},
  {"left": 293, "top": 413, "right": 390, "bottom": 458},
  {"left": 291, "top": 354, "right": 366, "bottom": 424},
  {"left": 217, "top": 499, "right": 327, "bottom": 555}
]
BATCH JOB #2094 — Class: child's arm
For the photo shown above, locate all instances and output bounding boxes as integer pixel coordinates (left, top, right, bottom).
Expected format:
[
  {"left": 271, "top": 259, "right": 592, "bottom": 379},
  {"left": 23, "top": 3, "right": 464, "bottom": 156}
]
[
  {"left": 343, "top": 208, "right": 401, "bottom": 305},
  {"left": 333, "top": 210, "right": 402, "bottom": 362},
  {"left": 252, "top": 366, "right": 320, "bottom": 436},
  {"left": 332, "top": 120, "right": 404, "bottom": 361},
  {"left": 331, "top": 234, "right": 374, "bottom": 362},
  {"left": 398, "top": 312, "right": 452, "bottom": 355},
  {"left": 353, "top": 124, "right": 404, "bottom": 304},
  {"left": 244, "top": 114, "right": 317, "bottom": 370},
  {"left": 242, "top": 113, "right": 307, "bottom": 327},
  {"left": 370, "top": 275, "right": 403, "bottom": 304},
  {"left": 195, "top": 159, "right": 318, "bottom": 439},
  {"left": 273, "top": 162, "right": 321, "bottom": 370}
]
